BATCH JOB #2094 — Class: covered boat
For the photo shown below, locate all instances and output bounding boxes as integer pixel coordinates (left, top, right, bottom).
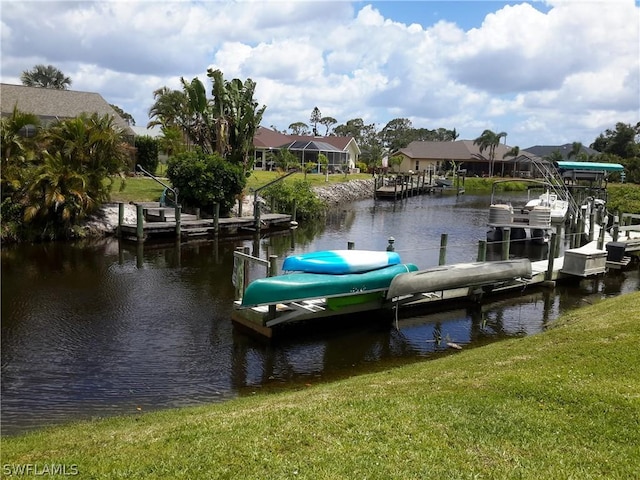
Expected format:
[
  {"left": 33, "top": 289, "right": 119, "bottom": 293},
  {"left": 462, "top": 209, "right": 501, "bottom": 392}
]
[
  {"left": 241, "top": 263, "right": 419, "bottom": 308},
  {"left": 386, "top": 259, "right": 532, "bottom": 299},
  {"left": 282, "top": 249, "right": 401, "bottom": 274}
]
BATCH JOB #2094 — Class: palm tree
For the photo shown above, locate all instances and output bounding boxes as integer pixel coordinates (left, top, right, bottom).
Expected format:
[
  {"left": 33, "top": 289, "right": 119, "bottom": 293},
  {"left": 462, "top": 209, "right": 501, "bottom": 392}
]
[
  {"left": 503, "top": 146, "right": 520, "bottom": 177},
  {"left": 1, "top": 107, "right": 40, "bottom": 199},
  {"left": 42, "top": 113, "right": 129, "bottom": 206},
  {"left": 147, "top": 86, "right": 188, "bottom": 130},
  {"left": 24, "top": 150, "right": 93, "bottom": 233},
  {"left": 20, "top": 64, "right": 72, "bottom": 90},
  {"left": 473, "top": 129, "right": 507, "bottom": 177}
]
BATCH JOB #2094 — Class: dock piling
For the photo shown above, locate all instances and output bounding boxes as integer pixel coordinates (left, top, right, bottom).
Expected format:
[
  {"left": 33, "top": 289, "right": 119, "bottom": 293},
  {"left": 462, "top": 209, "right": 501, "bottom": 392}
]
[
  {"left": 439, "top": 233, "right": 448, "bottom": 266},
  {"left": 477, "top": 239, "right": 487, "bottom": 262},
  {"left": 117, "top": 202, "right": 124, "bottom": 238},
  {"left": 501, "top": 228, "right": 511, "bottom": 260},
  {"left": 136, "top": 204, "right": 144, "bottom": 242}
]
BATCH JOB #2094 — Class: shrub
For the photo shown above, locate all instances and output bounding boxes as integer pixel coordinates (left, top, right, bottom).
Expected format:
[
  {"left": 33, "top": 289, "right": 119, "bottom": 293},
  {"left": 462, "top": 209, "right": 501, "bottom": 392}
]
[
  {"left": 135, "top": 136, "right": 159, "bottom": 174},
  {"left": 166, "top": 151, "right": 246, "bottom": 216},
  {"left": 263, "top": 179, "right": 326, "bottom": 220}
]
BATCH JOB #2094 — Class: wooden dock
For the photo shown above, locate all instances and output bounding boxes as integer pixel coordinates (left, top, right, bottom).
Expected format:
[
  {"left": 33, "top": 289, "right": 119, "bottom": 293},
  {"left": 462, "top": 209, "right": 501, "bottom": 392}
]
[
  {"left": 116, "top": 202, "right": 293, "bottom": 242},
  {"left": 230, "top": 212, "right": 640, "bottom": 338},
  {"left": 374, "top": 173, "right": 465, "bottom": 199}
]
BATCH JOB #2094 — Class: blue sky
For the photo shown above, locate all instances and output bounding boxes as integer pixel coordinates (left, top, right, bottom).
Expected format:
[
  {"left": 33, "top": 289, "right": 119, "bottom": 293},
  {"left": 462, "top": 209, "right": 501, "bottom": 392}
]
[
  {"left": 1, "top": 1, "right": 638, "bottom": 148},
  {"left": 369, "top": 1, "right": 551, "bottom": 31}
]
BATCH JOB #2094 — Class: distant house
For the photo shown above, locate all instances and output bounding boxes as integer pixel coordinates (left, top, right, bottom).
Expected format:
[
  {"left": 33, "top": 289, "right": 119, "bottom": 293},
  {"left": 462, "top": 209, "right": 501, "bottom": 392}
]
[
  {"left": 395, "top": 140, "right": 521, "bottom": 176},
  {"left": 253, "top": 126, "right": 360, "bottom": 172},
  {"left": 0, "top": 83, "right": 135, "bottom": 138},
  {"left": 522, "top": 144, "right": 599, "bottom": 160}
]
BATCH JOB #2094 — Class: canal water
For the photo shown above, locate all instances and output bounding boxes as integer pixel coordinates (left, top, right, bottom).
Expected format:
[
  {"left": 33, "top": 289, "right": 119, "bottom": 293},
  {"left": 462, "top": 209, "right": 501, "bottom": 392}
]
[{"left": 2, "top": 193, "right": 638, "bottom": 435}]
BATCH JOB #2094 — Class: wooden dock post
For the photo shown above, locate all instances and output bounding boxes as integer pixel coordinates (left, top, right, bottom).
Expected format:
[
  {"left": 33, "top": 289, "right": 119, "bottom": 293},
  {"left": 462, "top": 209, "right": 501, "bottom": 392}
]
[
  {"left": 501, "top": 228, "right": 511, "bottom": 260},
  {"left": 588, "top": 205, "right": 595, "bottom": 242},
  {"left": 136, "top": 204, "right": 144, "bottom": 242},
  {"left": 268, "top": 254, "right": 278, "bottom": 319},
  {"left": 213, "top": 203, "right": 220, "bottom": 235},
  {"left": 292, "top": 199, "right": 297, "bottom": 222},
  {"left": 117, "top": 202, "right": 124, "bottom": 238},
  {"left": 175, "top": 204, "right": 181, "bottom": 237},
  {"left": 575, "top": 214, "right": 585, "bottom": 248},
  {"left": 546, "top": 233, "right": 558, "bottom": 281},
  {"left": 597, "top": 222, "right": 606, "bottom": 250},
  {"left": 477, "top": 239, "right": 487, "bottom": 262},
  {"left": 612, "top": 215, "right": 619, "bottom": 242},
  {"left": 555, "top": 224, "right": 562, "bottom": 258},
  {"left": 439, "top": 233, "right": 448, "bottom": 265}
]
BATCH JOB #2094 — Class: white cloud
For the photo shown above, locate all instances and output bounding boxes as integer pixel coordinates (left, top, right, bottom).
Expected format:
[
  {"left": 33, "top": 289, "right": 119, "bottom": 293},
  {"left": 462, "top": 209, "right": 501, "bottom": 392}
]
[{"left": 1, "top": 0, "right": 637, "bottom": 147}]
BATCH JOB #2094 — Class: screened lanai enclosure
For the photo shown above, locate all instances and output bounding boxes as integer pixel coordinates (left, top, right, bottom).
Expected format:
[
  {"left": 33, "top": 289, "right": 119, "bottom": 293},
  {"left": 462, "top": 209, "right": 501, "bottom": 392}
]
[{"left": 281, "top": 140, "right": 350, "bottom": 173}]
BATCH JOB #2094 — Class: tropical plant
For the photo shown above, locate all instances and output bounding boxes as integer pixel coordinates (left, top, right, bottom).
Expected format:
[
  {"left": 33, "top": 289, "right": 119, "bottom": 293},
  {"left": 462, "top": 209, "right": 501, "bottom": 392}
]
[
  {"left": 147, "top": 86, "right": 189, "bottom": 130},
  {"left": 268, "top": 148, "right": 299, "bottom": 172},
  {"left": 262, "top": 179, "right": 325, "bottom": 220},
  {"left": 166, "top": 151, "right": 246, "bottom": 216},
  {"left": 388, "top": 154, "right": 403, "bottom": 173},
  {"left": 473, "top": 129, "right": 507, "bottom": 177},
  {"left": 180, "top": 76, "right": 216, "bottom": 154},
  {"left": 1, "top": 107, "right": 40, "bottom": 198},
  {"left": 318, "top": 153, "right": 329, "bottom": 182},
  {"left": 207, "top": 68, "right": 266, "bottom": 172},
  {"left": 24, "top": 150, "right": 94, "bottom": 238},
  {"left": 20, "top": 64, "right": 72, "bottom": 90}
]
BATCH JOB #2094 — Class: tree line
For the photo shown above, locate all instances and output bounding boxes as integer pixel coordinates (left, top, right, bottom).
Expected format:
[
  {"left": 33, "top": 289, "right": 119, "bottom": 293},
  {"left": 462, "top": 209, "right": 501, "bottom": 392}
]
[{"left": 3, "top": 65, "right": 639, "bottom": 242}]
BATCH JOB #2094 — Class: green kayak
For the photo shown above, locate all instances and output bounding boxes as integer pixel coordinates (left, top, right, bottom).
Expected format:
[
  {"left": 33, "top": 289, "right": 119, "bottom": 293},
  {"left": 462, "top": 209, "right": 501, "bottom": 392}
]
[{"left": 240, "top": 263, "right": 419, "bottom": 307}]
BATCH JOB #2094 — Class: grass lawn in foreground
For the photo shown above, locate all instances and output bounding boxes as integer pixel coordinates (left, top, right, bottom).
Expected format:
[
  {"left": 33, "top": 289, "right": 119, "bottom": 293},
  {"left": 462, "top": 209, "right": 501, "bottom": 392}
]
[{"left": 2, "top": 291, "right": 639, "bottom": 479}]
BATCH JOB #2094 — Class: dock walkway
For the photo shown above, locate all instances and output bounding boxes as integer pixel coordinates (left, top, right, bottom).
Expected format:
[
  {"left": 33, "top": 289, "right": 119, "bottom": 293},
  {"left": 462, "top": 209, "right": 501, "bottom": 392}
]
[{"left": 117, "top": 202, "right": 292, "bottom": 242}]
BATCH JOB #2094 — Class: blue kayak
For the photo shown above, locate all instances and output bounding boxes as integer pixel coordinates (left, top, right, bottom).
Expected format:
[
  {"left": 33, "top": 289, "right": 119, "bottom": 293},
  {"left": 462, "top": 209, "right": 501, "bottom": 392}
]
[
  {"left": 282, "top": 250, "right": 402, "bottom": 274},
  {"left": 241, "top": 263, "right": 418, "bottom": 307}
]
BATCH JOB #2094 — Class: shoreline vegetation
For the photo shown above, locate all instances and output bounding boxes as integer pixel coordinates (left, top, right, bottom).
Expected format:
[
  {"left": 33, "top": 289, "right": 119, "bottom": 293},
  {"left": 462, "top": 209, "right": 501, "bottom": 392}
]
[
  {"left": 2, "top": 291, "right": 639, "bottom": 478},
  {"left": 109, "top": 171, "right": 640, "bottom": 216}
]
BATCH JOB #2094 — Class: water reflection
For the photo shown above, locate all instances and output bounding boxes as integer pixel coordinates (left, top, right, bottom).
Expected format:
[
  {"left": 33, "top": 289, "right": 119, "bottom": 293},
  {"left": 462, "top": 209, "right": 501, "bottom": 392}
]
[{"left": 2, "top": 194, "right": 638, "bottom": 435}]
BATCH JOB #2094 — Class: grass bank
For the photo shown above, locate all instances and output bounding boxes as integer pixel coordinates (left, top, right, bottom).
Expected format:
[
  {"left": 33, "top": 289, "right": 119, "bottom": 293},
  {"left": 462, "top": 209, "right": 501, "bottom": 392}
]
[
  {"left": 3, "top": 292, "right": 639, "bottom": 479},
  {"left": 108, "top": 171, "right": 372, "bottom": 204}
]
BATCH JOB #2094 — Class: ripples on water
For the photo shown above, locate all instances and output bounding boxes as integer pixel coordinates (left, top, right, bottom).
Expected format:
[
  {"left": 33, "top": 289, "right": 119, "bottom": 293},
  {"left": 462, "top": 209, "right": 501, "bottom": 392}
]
[{"left": 2, "top": 194, "right": 638, "bottom": 435}]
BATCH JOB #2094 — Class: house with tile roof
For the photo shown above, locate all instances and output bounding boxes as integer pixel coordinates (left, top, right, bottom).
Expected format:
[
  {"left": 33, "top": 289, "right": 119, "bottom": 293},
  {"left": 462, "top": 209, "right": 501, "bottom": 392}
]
[
  {"left": 0, "top": 83, "right": 135, "bottom": 138},
  {"left": 395, "top": 140, "right": 536, "bottom": 177},
  {"left": 253, "top": 126, "right": 360, "bottom": 172}
]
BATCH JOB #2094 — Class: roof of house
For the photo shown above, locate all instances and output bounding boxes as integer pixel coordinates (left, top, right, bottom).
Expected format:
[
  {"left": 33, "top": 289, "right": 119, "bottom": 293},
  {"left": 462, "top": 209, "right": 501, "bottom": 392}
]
[
  {"left": 0, "top": 83, "right": 135, "bottom": 136},
  {"left": 398, "top": 140, "right": 516, "bottom": 161},
  {"left": 254, "top": 126, "right": 359, "bottom": 154},
  {"left": 522, "top": 144, "right": 599, "bottom": 159}
]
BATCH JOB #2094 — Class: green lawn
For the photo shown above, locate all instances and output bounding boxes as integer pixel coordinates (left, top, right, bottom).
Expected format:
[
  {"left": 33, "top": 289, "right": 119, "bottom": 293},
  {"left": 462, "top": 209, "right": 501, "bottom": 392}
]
[
  {"left": 107, "top": 171, "right": 372, "bottom": 204},
  {"left": 3, "top": 291, "right": 639, "bottom": 479}
]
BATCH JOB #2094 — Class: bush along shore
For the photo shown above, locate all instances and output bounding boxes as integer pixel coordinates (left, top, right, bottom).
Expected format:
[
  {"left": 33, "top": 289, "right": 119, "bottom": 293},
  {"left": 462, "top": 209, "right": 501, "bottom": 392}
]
[{"left": 2, "top": 291, "right": 639, "bottom": 479}]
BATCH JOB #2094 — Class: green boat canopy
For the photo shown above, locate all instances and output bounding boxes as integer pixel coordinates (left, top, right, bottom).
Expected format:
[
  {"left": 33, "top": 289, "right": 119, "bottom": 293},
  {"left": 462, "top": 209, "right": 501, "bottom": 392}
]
[{"left": 555, "top": 161, "right": 624, "bottom": 172}]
